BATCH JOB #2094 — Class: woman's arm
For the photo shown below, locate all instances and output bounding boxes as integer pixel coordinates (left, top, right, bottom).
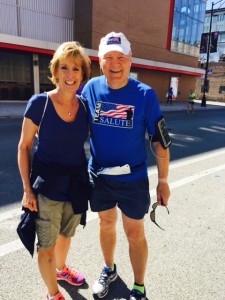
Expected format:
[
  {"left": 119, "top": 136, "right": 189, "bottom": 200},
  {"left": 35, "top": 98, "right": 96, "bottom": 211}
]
[{"left": 18, "top": 117, "right": 38, "bottom": 211}]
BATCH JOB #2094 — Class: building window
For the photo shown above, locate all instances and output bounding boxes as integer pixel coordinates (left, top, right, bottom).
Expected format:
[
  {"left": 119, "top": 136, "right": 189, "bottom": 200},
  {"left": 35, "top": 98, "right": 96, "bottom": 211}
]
[
  {"left": 219, "top": 86, "right": 225, "bottom": 93},
  {"left": 171, "top": 0, "right": 206, "bottom": 56},
  {"left": 0, "top": 51, "right": 31, "bottom": 83}
]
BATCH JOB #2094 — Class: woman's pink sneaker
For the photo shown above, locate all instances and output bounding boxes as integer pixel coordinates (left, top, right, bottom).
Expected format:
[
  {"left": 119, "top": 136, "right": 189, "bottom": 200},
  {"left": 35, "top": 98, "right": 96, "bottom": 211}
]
[
  {"left": 46, "top": 291, "right": 65, "bottom": 300},
  {"left": 57, "top": 265, "right": 85, "bottom": 286}
]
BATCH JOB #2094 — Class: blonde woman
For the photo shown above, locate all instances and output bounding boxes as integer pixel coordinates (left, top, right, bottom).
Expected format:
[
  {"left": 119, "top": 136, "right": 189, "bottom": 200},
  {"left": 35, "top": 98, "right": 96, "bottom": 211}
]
[{"left": 18, "top": 41, "right": 91, "bottom": 300}]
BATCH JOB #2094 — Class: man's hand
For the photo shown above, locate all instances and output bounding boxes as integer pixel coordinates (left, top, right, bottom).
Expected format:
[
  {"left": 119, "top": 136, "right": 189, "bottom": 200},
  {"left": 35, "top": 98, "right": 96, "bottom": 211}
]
[{"left": 156, "top": 181, "right": 170, "bottom": 206}]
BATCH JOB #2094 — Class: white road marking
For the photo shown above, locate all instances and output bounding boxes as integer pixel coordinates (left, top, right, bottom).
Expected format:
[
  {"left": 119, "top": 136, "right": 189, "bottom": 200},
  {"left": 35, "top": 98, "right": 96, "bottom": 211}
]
[
  {"left": 0, "top": 148, "right": 225, "bottom": 257},
  {"left": 0, "top": 239, "right": 24, "bottom": 257},
  {"left": 149, "top": 148, "right": 225, "bottom": 175},
  {"left": 0, "top": 208, "right": 22, "bottom": 222}
]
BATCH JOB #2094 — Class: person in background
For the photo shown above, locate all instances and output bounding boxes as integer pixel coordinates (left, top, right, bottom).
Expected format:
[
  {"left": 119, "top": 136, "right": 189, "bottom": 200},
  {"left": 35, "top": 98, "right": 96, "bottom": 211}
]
[
  {"left": 81, "top": 32, "right": 171, "bottom": 300},
  {"left": 18, "top": 41, "right": 91, "bottom": 300},
  {"left": 188, "top": 89, "right": 196, "bottom": 113},
  {"left": 166, "top": 87, "right": 173, "bottom": 105}
]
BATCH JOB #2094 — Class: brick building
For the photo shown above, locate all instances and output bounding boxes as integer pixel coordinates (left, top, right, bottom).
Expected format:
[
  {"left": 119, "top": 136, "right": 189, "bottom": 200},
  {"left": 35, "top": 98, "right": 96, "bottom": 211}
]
[{"left": 0, "top": 0, "right": 206, "bottom": 102}]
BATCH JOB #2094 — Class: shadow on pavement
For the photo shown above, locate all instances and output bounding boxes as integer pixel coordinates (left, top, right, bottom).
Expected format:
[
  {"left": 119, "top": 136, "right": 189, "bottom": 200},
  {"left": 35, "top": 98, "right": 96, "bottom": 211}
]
[{"left": 58, "top": 275, "right": 130, "bottom": 300}]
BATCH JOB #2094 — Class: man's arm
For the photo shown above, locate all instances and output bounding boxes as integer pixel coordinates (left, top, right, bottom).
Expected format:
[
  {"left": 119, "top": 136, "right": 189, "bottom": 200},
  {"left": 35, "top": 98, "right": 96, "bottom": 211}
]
[{"left": 151, "top": 141, "right": 170, "bottom": 206}]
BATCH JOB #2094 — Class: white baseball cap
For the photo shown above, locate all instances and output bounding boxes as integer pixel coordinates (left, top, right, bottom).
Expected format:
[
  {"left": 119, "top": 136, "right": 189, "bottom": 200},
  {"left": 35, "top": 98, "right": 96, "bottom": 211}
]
[{"left": 98, "top": 32, "right": 131, "bottom": 57}]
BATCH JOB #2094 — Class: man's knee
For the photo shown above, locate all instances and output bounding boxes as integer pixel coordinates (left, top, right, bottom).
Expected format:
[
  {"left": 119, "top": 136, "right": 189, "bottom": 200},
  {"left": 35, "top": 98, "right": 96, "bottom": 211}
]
[
  {"left": 99, "top": 210, "right": 117, "bottom": 231},
  {"left": 126, "top": 226, "right": 145, "bottom": 243}
]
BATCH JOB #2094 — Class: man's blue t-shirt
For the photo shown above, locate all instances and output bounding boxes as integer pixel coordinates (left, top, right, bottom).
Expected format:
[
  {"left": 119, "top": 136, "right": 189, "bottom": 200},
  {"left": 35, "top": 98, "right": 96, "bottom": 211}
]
[
  {"left": 24, "top": 93, "right": 88, "bottom": 201},
  {"left": 82, "top": 76, "right": 162, "bottom": 182}
]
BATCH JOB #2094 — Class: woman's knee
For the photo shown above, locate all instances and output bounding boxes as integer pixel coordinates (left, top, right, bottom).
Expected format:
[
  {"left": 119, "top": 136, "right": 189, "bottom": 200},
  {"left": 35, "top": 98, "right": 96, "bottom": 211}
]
[{"left": 38, "top": 245, "right": 55, "bottom": 262}]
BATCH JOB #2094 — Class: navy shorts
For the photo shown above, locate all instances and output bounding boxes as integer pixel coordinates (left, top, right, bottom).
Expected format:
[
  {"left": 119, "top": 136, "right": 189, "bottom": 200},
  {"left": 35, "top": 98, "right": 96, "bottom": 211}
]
[{"left": 89, "top": 173, "right": 150, "bottom": 220}]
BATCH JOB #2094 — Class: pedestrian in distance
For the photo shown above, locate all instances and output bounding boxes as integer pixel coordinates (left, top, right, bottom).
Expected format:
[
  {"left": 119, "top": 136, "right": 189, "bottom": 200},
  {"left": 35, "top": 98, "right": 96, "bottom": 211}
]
[
  {"left": 18, "top": 41, "right": 91, "bottom": 300},
  {"left": 166, "top": 87, "right": 173, "bottom": 105},
  {"left": 81, "top": 32, "right": 171, "bottom": 300},
  {"left": 187, "top": 89, "right": 196, "bottom": 113}
]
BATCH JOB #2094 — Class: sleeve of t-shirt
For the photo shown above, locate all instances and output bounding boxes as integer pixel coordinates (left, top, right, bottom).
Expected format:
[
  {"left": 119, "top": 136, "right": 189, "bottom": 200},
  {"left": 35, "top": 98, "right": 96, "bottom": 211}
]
[
  {"left": 24, "top": 94, "right": 47, "bottom": 126},
  {"left": 145, "top": 88, "right": 162, "bottom": 136}
]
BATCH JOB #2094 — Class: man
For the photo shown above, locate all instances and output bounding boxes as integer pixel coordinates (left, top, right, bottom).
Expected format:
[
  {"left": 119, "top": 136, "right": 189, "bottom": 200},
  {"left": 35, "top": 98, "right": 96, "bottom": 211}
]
[
  {"left": 188, "top": 89, "right": 196, "bottom": 113},
  {"left": 81, "top": 32, "right": 171, "bottom": 300},
  {"left": 166, "top": 87, "right": 173, "bottom": 105}
]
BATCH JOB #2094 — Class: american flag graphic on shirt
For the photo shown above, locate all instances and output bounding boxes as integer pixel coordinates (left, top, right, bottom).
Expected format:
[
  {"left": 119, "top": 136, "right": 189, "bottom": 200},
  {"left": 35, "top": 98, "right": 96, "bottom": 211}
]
[
  {"left": 93, "top": 101, "right": 134, "bottom": 128},
  {"left": 100, "top": 102, "right": 132, "bottom": 119}
]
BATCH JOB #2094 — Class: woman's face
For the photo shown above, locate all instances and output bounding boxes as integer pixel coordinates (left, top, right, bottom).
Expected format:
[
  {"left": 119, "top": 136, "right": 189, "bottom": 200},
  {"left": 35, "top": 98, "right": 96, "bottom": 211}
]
[{"left": 55, "top": 56, "right": 83, "bottom": 93}]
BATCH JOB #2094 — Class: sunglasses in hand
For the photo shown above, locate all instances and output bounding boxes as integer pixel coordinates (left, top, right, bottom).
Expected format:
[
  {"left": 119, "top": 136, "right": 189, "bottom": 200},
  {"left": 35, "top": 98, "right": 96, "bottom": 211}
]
[{"left": 150, "top": 202, "right": 169, "bottom": 231}]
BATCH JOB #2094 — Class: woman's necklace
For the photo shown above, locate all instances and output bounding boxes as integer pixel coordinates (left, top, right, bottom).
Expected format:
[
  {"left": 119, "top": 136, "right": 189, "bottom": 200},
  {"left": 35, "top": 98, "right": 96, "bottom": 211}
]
[
  {"left": 67, "top": 99, "right": 77, "bottom": 117},
  {"left": 53, "top": 91, "right": 78, "bottom": 118}
]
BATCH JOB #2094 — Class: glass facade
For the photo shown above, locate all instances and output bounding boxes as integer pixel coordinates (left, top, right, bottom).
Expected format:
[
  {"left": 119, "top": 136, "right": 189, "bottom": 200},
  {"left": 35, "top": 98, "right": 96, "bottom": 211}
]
[
  {"left": 0, "top": 51, "right": 54, "bottom": 100},
  {"left": 0, "top": 51, "right": 33, "bottom": 100},
  {"left": 171, "top": 0, "right": 206, "bottom": 57},
  {"left": 202, "top": 8, "right": 225, "bottom": 62},
  {"left": 39, "top": 55, "right": 55, "bottom": 93}
]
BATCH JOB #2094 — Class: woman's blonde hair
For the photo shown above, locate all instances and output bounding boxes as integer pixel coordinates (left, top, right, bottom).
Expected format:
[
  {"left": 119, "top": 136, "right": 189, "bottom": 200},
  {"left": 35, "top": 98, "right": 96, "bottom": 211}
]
[{"left": 49, "top": 41, "right": 91, "bottom": 85}]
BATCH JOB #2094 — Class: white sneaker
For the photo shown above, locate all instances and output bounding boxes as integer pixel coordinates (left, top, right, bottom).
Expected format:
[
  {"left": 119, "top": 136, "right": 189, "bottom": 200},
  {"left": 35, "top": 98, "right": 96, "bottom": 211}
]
[{"left": 92, "top": 265, "right": 118, "bottom": 298}]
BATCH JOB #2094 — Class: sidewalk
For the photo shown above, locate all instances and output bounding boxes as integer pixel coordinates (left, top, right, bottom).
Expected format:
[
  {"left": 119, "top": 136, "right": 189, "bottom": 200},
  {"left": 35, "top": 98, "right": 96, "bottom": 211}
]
[
  {"left": 0, "top": 99, "right": 225, "bottom": 118},
  {"left": 160, "top": 99, "right": 225, "bottom": 112}
]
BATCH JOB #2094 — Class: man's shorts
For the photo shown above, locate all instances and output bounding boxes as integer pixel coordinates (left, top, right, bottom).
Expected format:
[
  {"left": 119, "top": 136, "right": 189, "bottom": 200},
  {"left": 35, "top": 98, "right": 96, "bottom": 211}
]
[
  {"left": 89, "top": 173, "right": 150, "bottom": 220},
  {"left": 35, "top": 194, "right": 81, "bottom": 249}
]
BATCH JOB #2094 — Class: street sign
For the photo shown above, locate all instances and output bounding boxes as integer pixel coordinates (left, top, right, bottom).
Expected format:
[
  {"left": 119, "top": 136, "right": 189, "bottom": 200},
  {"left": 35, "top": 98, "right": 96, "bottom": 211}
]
[{"left": 207, "top": 69, "right": 213, "bottom": 74}]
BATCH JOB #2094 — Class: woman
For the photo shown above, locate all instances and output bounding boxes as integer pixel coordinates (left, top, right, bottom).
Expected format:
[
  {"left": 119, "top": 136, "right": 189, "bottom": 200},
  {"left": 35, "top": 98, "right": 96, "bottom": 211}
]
[{"left": 18, "top": 41, "right": 91, "bottom": 300}]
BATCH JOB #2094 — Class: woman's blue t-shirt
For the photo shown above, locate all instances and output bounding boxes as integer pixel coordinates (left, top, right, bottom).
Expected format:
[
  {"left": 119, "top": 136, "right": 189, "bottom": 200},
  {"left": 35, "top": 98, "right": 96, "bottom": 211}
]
[{"left": 24, "top": 93, "right": 88, "bottom": 201}]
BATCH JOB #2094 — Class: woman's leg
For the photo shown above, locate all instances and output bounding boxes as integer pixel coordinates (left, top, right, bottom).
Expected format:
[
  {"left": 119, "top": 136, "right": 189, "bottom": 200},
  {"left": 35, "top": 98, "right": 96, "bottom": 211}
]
[
  {"left": 38, "top": 245, "right": 59, "bottom": 297},
  {"left": 55, "top": 235, "right": 71, "bottom": 270}
]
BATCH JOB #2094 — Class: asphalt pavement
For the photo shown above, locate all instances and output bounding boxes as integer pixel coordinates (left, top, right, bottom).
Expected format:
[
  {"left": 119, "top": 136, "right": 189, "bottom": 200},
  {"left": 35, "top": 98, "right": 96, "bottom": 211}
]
[
  {"left": 1, "top": 99, "right": 225, "bottom": 118},
  {"left": 1, "top": 100, "right": 225, "bottom": 299}
]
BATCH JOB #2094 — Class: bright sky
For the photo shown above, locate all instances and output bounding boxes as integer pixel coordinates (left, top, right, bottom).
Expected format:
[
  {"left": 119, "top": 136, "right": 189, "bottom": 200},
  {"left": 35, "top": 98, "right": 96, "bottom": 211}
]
[{"left": 206, "top": 0, "right": 225, "bottom": 9}]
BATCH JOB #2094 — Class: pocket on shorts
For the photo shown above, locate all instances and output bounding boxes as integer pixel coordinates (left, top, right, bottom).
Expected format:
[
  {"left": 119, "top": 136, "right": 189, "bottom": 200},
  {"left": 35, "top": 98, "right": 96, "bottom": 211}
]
[{"left": 35, "top": 218, "right": 55, "bottom": 248}]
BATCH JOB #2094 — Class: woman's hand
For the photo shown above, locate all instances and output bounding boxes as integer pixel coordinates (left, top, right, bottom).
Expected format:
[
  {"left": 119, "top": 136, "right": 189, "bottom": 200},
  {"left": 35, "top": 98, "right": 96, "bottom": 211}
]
[{"left": 22, "top": 191, "right": 38, "bottom": 212}]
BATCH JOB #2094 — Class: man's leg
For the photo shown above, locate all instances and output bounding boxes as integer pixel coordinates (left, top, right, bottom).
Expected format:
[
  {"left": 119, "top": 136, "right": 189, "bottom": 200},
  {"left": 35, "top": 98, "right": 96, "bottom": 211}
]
[
  {"left": 122, "top": 213, "right": 148, "bottom": 285},
  {"left": 99, "top": 207, "right": 118, "bottom": 266},
  {"left": 92, "top": 207, "right": 118, "bottom": 298}
]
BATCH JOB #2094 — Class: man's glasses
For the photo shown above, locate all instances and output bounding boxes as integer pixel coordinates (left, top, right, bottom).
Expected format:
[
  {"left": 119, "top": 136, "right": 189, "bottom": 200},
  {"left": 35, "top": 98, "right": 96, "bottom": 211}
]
[{"left": 150, "top": 202, "right": 169, "bottom": 231}]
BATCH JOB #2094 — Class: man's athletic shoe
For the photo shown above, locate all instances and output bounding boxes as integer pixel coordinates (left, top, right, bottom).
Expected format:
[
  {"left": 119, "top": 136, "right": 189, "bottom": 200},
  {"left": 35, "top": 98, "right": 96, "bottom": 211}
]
[
  {"left": 56, "top": 265, "right": 85, "bottom": 286},
  {"left": 92, "top": 264, "right": 118, "bottom": 298},
  {"left": 46, "top": 291, "right": 65, "bottom": 300},
  {"left": 129, "top": 288, "right": 147, "bottom": 300}
]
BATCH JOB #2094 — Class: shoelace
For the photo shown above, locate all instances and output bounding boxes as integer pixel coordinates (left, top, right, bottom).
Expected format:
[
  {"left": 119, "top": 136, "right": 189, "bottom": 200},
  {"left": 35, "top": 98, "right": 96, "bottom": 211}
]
[
  {"left": 65, "top": 267, "right": 79, "bottom": 278},
  {"left": 98, "top": 268, "right": 110, "bottom": 284}
]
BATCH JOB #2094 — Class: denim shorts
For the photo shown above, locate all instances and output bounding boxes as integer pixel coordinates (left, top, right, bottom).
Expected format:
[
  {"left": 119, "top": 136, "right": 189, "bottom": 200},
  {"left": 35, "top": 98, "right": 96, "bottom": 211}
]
[
  {"left": 89, "top": 173, "right": 150, "bottom": 220},
  {"left": 35, "top": 194, "right": 81, "bottom": 249}
]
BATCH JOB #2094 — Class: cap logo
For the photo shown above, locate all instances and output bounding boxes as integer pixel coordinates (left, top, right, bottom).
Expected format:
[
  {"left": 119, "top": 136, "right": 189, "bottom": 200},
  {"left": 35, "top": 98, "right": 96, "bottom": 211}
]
[{"left": 107, "top": 36, "right": 121, "bottom": 45}]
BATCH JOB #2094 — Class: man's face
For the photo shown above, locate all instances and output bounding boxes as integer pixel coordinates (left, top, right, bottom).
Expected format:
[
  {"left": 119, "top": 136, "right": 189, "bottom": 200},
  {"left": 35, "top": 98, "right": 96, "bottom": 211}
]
[{"left": 99, "top": 51, "right": 132, "bottom": 89}]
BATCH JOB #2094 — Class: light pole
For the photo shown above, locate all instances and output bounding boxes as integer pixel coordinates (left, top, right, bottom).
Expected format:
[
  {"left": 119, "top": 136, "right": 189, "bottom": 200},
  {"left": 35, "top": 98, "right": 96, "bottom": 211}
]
[{"left": 201, "top": 0, "right": 225, "bottom": 107}]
